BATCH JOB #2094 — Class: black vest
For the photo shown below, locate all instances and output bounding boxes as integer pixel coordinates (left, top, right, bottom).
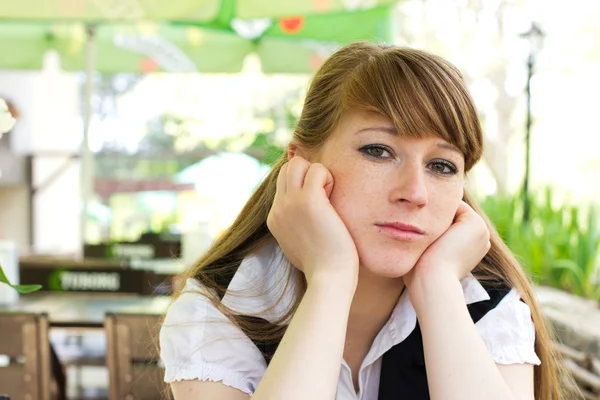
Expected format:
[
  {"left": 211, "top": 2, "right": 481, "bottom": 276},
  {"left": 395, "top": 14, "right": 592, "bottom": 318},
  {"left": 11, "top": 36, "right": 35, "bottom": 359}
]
[
  {"left": 376, "top": 282, "right": 511, "bottom": 399},
  {"left": 218, "top": 273, "right": 510, "bottom": 399}
]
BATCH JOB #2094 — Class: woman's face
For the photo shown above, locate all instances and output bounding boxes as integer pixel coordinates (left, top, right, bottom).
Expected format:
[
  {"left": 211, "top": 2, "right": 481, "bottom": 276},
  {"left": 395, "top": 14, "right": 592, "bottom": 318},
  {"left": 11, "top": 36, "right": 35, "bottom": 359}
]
[{"left": 314, "top": 110, "right": 466, "bottom": 278}]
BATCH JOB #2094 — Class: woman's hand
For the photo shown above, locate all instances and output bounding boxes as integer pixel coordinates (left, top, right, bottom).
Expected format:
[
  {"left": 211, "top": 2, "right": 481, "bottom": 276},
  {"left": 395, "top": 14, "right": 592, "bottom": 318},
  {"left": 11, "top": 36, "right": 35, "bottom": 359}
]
[
  {"left": 267, "top": 157, "right": 359, "bottom": 288},
  {"left": 404, "top": 201, "right": 490, "bottom": 303}
]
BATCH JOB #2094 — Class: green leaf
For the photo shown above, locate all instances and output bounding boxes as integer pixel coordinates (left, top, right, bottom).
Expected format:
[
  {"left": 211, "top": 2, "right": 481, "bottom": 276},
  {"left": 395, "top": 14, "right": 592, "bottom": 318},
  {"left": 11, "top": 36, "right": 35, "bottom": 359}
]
[
  {"left": 0, "top": 264, "right": 42, "bottom": 294},
  {"left": 479, "top": 187, "right": 600, "bottom": 298},
  {"left": 552, "top": 259, "right": 584, "bottom": 293}
]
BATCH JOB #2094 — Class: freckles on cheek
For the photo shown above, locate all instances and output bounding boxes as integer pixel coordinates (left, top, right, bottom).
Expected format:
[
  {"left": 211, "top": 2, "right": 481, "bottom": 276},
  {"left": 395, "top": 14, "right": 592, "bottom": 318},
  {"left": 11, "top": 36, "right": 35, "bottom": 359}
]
[
  {"left": 329, "top": 173, "right": 349, "bottom": 209},
  {"left": 433, "top": 203, "right": 462, "bottom": 232},
  {"left": 328, "top": 173, "right": 370, "bottom": 220},
  {"left": 330, "top": 169, "right": 385, "bottom": 209}
]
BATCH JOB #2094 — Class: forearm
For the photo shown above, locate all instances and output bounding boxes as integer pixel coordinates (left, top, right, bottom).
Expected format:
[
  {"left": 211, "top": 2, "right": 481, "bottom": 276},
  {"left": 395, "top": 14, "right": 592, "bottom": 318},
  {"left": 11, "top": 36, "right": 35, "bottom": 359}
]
[
  {"left": 252, "top": 276, "right": 355, "bottom": 400},
  {"left": 411, "top": 274, "right": 516, "bottom": 400}
]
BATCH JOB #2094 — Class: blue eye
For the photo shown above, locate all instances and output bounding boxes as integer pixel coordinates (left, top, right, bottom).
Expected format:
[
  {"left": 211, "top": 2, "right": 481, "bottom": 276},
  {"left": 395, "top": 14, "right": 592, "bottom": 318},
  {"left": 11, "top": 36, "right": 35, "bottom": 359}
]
[
  {"left": 359, "top": 144, "right": 393, "bottom": 159},
  {"left": 428, "top": 159, "right": 458, "bottom": 175}
]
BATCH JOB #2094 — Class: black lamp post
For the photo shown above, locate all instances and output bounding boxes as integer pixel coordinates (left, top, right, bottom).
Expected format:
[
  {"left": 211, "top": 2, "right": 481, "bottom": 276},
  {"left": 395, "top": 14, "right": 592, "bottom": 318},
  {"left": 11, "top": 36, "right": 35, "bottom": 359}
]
[{"left": 520, "top": 22, "right": 545, "bottom": 223}]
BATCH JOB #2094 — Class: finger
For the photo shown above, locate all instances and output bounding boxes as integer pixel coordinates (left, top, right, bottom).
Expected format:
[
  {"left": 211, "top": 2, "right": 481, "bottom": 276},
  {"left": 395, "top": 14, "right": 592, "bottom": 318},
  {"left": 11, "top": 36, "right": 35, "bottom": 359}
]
[
  {"left": 324, "top": 168, "right": 335, "bottom": 198},
  {"left": 458, "top": 200, "right": 473, "bottom": 213},
  {"left": 304, "top": 163, "right": 334, "bottom": 198},
  {"left": 276, "top": 162, "right": 289, "bottom": 195},
  {"left": 286, "top": 156, "right": 311, "bottom": 193},
  {"left": 454, "top": 201, "right": 474, "bottom": 222}
]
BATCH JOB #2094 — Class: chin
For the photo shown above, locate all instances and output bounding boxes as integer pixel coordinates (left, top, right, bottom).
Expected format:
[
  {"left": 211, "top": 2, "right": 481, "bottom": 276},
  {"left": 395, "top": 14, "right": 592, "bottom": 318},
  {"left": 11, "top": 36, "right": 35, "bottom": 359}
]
[
  {"left": 357, "top": 249, "right": 422, "bottom": 279},
  {"left": 349, "top": 229, "right": 431, "bottom": 279}
]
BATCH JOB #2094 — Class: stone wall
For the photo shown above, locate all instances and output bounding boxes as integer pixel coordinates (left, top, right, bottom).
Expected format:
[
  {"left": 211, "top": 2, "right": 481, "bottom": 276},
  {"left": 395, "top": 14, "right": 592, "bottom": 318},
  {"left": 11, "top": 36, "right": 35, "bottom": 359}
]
[
  {"left": 535, "top": 285, "right": 600, "bottom": 358},
  {"left": 535, "top": 286, "right": 600, "bottom": 397}
]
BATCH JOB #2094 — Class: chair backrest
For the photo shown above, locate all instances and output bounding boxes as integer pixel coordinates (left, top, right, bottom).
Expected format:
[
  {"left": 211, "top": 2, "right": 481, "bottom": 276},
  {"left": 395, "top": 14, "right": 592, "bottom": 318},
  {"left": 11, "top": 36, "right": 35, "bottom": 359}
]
[
  {"left": 105, "top": 313, "right": 167, "bottom": 400},
  {"left": 0, "top": 312, "right": 52, "bottom": 400}
]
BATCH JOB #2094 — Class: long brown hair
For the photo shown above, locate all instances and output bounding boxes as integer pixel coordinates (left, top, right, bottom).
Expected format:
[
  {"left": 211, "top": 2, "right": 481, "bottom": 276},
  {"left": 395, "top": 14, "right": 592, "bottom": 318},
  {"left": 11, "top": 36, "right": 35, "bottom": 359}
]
[{"left": 175, "top": 42, "right": 570, "bottom": 399}]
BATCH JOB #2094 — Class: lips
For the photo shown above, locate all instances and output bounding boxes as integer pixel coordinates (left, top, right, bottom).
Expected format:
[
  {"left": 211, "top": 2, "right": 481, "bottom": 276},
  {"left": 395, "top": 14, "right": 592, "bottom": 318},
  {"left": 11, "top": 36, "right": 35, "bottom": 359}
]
[
  {"left": 378, "top": 222, "right": 424, "bottom": 234},
  {"left": 375, "top": 222, "right": 425, "bottom": 241}
]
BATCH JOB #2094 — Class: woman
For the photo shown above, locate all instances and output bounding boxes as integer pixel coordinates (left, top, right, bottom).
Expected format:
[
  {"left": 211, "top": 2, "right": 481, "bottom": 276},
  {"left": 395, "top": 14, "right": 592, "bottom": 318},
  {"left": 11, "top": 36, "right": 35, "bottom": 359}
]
[{"left": 160, "top": 42, "right": 569, "bottom": 400}]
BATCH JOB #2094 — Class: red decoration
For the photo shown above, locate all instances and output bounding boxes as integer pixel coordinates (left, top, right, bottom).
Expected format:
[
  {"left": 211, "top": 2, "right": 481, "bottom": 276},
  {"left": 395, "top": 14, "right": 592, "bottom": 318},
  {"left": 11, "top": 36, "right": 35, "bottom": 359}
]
[
  {"left": 139, "top": 58, "right": 160, "bottom": 74},
  {"left": 279, "top": 16, "right": 305, "bottom": 34}
]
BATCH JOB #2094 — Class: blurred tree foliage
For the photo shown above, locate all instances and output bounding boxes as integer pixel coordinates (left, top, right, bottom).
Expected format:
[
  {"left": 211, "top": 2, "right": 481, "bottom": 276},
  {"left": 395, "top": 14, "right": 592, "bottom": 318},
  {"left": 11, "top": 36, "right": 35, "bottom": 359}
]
[{"left": 93, "top": 74, "right": 302, "bottom": 180}]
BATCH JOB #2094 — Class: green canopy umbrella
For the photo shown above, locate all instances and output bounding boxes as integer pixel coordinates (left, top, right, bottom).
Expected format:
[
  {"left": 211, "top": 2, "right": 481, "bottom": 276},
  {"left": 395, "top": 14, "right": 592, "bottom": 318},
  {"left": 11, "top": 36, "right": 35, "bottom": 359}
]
[
  {"left": 0, "top": 5, "right": 395, "bottom": 73},
  {"left": 0, "top": 0, "right": 397, "bottom": 22}
]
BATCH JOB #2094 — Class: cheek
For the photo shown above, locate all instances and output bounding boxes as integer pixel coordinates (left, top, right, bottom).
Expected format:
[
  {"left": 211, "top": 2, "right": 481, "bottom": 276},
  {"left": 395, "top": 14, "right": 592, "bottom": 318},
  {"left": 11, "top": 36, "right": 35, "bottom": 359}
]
[
  {"left": 427, "top": 187, "right": 463, "bottom": 236},
  {"left": 328, "top": 171, "right": 363, "bottom": 221},
  {"left": 324, "top": 150, "right": 385, "bottom": 203},
  {"left": 327, "top": 166, "right": 382, "bottom": 226}
]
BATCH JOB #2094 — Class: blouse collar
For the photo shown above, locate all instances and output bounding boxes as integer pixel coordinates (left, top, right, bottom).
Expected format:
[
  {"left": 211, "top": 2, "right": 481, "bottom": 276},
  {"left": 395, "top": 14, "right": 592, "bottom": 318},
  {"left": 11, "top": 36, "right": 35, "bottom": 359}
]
[{"left": 220, "top": 240, "right": 491, "bottom": 345}]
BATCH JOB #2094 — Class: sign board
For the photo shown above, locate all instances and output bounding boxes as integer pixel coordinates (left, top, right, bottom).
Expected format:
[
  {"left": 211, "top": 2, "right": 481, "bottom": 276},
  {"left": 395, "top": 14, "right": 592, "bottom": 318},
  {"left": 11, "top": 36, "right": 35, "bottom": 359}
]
[
  {"left": 19, "top": 264, "right": 157, "bottom": 294},
  {"left": 83, "top": 240, "right": 181, "bottom": 260}
]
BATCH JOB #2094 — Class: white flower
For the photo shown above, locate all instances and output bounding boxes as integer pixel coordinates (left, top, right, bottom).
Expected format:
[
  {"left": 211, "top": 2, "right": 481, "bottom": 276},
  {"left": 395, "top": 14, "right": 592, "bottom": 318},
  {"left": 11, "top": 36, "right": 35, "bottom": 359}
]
[{"left": 0, "top": 98, "right": 16, "bottom": 134}]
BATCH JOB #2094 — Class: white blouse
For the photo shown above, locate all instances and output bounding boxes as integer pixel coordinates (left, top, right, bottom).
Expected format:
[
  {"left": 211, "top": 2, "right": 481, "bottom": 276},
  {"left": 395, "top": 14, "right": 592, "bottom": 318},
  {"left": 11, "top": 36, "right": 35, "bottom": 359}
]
[{"left": 160, "top": 241, "right": 541, "bottom": 399}]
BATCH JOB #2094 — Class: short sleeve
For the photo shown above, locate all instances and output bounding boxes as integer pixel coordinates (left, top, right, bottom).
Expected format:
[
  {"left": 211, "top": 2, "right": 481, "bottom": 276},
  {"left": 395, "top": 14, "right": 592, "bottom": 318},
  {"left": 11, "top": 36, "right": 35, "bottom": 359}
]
[
  {"left": 159, "top": 279, "right": 267, "bottom": 395},
  {"left": 475, "top": 289, "right": 542, "bottom": 365}
]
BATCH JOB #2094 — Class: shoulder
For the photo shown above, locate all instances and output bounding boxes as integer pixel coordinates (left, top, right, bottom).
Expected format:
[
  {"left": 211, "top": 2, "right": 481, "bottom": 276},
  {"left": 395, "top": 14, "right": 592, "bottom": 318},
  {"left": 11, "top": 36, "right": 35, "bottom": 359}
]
[
  {"left": 159, "top": 241, "right": 293, "bottom": 395},
  {"left": 474, "top": 288, "right": 542, "bottom": 365},
  {"left": 162, "top": 278, "right": 211, "bottom": 324},
  {"left": 159, "top": 278, "right": 268, "bottom": 394}
]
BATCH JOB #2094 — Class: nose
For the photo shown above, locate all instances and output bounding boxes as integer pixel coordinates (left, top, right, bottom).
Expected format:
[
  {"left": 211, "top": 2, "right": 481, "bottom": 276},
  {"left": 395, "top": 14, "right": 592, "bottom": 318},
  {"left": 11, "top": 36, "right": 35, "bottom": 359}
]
[{"left": 389, "top": 162, "right": 428, "bottom": 207}]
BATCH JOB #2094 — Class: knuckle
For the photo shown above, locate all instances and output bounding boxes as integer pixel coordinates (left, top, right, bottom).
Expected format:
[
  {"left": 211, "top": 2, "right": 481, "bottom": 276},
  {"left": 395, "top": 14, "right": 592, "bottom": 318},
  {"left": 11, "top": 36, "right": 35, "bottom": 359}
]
[
  {"left": 308, "top": 163, "right": 327, "bottom": 179},
  {"left": 266, "top": 209, "right": 276, "bottom": 224},
  {"left": 479, "top": 228, "right": 490, "bottom": 243},
  {"left": 278, "top": 162, "right": 289, "bottom": 175},
  {"left": 266, "top": 216, "right": 275, "bottom": 232},
  {"left": 267, "top": 207, "right": 282, "bottom": 224},
  {"left": 289, "top": 157, "right": 308, "bottom": 169},
  {"left": 310, "top": 162, "right": 325, "bottom": 172}
]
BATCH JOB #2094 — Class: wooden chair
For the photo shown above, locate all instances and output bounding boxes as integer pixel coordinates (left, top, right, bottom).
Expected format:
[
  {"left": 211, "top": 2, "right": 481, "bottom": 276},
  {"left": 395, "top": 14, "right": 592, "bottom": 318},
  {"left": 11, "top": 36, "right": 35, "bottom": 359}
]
[
  {"left": 105, "top": 313, "right": 168, "bottom": 400},
  {"left": 0, "top": 312, "right": 52, "bottom": 400}
]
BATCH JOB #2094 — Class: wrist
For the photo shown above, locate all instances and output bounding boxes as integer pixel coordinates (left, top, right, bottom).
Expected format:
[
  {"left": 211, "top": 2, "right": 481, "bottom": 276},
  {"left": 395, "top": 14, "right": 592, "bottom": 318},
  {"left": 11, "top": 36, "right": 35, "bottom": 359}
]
[
  {"left": 408, "top": 270, "right": 462, "bottom": 315},
  {"left": 302, "top": 278, "right": 356, "bottom": 316},
  {"left": 306, "top": 268, "right": 358, "bottom": 297}
]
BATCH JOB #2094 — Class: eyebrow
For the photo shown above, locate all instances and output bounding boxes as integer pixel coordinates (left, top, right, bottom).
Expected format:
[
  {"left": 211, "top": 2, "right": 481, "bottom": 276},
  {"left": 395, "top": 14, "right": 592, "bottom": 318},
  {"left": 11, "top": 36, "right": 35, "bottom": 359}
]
[
  {"left": 355, "top": 126, "right": 462, "bottom": 154},
  {"left": 435, "top": 142, "right": 462, "bottom": 154},
  {"left": 355, "top": 126, "right": 397, "bottom": 136}
]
